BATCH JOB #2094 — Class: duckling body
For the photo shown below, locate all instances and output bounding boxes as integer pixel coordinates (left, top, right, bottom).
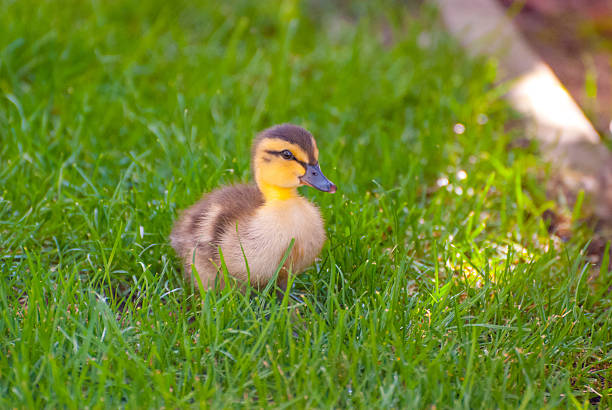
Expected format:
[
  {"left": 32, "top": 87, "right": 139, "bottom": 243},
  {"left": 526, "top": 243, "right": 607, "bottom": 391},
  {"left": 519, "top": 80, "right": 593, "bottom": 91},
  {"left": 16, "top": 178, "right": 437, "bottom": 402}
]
[{"left": 170, "top": 124, "right": 336, "bottom": 290}]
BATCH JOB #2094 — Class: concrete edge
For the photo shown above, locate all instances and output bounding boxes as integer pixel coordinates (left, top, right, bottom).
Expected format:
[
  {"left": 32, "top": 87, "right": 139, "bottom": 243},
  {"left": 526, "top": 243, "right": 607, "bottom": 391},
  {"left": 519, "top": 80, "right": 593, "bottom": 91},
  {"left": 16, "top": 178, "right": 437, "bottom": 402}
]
[{"left": 433, "top": 0, "right": 612, "bottom": 223}]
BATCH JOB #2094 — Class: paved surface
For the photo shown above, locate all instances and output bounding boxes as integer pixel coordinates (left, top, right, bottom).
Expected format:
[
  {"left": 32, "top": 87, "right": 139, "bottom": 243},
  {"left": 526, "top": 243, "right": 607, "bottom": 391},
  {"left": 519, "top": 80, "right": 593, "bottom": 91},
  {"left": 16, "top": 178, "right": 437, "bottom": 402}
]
[
  {"left": 498, "top": 0, "right": 612, "bottom": 134},
  {"left": 435, "top": 0, "right": 612, "bottom": 223}
]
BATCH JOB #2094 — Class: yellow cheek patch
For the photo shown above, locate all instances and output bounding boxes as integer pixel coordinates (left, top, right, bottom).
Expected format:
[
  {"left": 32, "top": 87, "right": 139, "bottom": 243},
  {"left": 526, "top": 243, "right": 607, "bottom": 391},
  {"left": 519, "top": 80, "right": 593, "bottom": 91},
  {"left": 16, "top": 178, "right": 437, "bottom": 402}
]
[
  {"left": 256, "top": 158, "right": 305, "bottom": 179},
  {"left": 284, "top": 160, "right": 306, "bottom": 176}
]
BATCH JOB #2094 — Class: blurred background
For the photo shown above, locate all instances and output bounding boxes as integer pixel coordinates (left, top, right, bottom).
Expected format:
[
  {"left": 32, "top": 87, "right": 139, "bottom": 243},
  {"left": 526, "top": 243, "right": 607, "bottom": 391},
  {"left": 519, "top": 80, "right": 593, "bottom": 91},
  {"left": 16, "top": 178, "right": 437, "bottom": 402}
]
[{"left": 500, "top": 0, "right": 612, "bottom": 136}]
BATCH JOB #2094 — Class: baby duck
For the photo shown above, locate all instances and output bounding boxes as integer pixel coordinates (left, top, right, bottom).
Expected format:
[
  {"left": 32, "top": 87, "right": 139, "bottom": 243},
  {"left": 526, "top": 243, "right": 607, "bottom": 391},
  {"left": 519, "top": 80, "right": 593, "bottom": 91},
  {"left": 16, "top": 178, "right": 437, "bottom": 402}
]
[{"left": 171, "top": 124, "right": 336, "bottom": 292}]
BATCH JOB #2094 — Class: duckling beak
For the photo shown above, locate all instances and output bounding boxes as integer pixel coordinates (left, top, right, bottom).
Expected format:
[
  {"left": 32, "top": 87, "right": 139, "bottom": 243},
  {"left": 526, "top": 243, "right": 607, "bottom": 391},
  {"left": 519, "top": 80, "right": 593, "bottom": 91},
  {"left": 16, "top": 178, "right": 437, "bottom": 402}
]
[{"left": 300, "top": 163, "right": 337, "bottom": 193}]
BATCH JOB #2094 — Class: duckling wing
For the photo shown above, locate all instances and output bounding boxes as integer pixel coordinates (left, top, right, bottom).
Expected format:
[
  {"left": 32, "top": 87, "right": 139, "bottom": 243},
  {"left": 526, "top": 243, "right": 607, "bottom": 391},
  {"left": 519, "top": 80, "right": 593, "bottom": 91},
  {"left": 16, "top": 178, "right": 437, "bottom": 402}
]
[{"left": 170, "top": 184, "right": 264, "bottom": 279}]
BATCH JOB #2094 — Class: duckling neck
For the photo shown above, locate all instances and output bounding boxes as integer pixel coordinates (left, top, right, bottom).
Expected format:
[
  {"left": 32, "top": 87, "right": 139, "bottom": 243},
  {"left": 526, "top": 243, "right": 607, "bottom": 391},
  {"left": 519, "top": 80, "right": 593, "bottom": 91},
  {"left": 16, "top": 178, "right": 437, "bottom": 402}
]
[{"left": 258, "top": 182, "right": 299, "bottom": 202}]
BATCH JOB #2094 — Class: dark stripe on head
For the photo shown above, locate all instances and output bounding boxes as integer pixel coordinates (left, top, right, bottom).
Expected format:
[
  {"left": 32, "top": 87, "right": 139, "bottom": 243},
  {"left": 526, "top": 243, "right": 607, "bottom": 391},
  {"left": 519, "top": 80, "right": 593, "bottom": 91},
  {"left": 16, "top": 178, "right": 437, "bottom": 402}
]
[
  {"left": 254, "top": 124, "right": 317, "bottom": 164},
  {"left": 265, "top": 149, "right": 309, "bottom": 171}
]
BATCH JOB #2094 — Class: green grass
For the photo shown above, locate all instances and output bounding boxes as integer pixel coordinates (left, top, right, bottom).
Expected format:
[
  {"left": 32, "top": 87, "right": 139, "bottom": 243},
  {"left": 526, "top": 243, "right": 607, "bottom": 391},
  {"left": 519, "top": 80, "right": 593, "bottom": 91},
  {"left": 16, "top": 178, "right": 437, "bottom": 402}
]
[{"left": 1, "top": 0, "right": 611, "bottom": 408}]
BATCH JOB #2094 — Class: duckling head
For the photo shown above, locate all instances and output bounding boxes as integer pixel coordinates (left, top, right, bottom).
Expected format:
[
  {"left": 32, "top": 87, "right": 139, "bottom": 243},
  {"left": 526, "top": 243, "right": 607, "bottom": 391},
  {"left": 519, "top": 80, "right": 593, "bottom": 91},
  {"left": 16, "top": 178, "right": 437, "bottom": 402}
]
[{"left": 252, "top": 124, "right": 337, "bottom": 201}]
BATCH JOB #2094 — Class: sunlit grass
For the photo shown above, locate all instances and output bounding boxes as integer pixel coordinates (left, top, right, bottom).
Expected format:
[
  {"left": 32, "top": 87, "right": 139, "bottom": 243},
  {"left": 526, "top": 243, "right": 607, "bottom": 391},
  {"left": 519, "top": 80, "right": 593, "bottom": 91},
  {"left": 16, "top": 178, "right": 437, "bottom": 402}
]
[{"left": 1, "top": 0, "right": 610, "bottom": 407}]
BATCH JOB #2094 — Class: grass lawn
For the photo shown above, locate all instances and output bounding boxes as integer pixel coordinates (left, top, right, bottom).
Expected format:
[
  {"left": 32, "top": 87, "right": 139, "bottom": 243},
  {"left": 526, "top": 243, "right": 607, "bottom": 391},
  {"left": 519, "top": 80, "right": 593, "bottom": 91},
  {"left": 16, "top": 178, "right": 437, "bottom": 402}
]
[{"left": 1, "top": 0, "right": 610, "bottom": 407}]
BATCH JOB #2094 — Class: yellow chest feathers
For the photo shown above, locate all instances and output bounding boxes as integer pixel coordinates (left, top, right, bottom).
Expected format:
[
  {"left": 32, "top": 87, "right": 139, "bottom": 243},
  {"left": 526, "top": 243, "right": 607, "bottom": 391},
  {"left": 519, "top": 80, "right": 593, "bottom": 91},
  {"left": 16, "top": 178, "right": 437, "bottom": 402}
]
[
  {"left": 255, "top": 198, "right": 324, "bottom": 248},
  {"left": 218, "top": 196, "right": 326, "bottom": 284},
  {"left": 248, "top": 198, "right": 325, "bottom": 271}
]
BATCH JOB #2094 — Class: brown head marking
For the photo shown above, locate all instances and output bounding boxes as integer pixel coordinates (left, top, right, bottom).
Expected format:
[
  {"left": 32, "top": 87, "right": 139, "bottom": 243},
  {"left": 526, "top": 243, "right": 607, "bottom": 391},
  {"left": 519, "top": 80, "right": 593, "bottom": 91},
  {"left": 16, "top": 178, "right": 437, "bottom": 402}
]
[{"left": 252, "top": 124, "right": 318, "bottom": 165}]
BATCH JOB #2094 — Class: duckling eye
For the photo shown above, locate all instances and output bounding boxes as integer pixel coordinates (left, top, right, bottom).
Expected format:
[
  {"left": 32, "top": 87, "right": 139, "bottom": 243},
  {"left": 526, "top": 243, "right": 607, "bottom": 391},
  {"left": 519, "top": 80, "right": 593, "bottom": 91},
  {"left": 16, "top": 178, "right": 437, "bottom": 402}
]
[{"left": 280, "top": 150, "right": 294, "bottom": 160}]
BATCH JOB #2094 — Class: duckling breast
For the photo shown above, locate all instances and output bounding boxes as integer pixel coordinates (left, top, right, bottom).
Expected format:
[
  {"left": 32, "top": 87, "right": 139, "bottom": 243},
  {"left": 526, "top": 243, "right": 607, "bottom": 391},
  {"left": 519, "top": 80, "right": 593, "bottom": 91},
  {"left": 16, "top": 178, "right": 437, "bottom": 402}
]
[{"left": 219, "top": 197, "right": 326, "bottom": 285}]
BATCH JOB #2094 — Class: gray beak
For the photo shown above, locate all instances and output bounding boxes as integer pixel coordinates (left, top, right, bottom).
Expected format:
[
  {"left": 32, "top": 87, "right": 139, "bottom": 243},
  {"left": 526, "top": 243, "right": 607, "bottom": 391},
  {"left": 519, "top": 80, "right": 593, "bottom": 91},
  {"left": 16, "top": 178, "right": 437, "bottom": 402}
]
[{"left": 300, "top": 163, "right": 337, "bottom": 193}]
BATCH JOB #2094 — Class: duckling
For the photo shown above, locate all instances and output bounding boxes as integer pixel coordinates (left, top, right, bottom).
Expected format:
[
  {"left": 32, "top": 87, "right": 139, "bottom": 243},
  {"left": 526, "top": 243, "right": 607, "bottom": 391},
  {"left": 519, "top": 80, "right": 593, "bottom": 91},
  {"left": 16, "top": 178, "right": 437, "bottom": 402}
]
[{"left": 170, "top": 124, "right": 336, "bottom": 292}]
